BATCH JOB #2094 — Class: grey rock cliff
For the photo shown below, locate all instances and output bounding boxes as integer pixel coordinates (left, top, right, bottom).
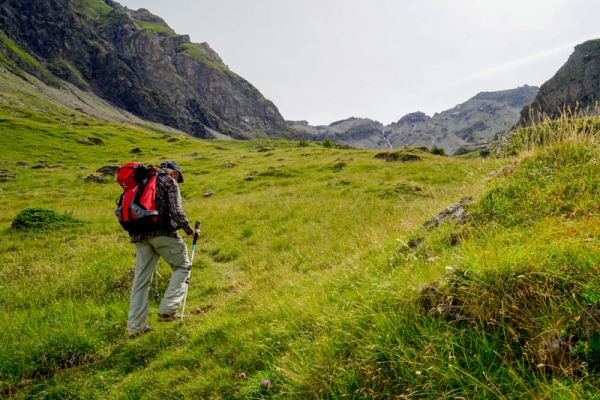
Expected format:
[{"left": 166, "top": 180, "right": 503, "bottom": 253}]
[
  {"left": 390, "top": 112, "right": 431, "bottom": 128},
  {"left": 518, "top": 39, "right": 600, "bottom": 126},
  {"left": 0, "top": 0, "right": 293, "bottom": 140}
]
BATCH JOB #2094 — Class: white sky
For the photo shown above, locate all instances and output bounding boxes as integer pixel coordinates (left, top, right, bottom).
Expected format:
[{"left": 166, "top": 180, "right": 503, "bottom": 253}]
[{"left": 117, "top": 0, "right": 600, "bottom": 126}]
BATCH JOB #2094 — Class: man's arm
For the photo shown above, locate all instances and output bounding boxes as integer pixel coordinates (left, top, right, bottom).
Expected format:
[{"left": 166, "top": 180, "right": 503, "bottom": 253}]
[{"left": 165, "top": 178, "right": 195, "bottom": 236}]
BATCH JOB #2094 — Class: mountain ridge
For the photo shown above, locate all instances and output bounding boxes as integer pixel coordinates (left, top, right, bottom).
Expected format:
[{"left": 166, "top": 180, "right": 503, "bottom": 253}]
[
  {"left": 288, "top": 85, "right": 538, "bottom": 154},
  {"left": 0, "top": 0, "right": 294, "bottom": 140}
]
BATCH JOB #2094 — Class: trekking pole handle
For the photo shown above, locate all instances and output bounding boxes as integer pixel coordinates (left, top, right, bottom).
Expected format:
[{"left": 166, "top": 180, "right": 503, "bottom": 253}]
[{"left": 192, "top": 221, "right": 200, "bottom": 245}]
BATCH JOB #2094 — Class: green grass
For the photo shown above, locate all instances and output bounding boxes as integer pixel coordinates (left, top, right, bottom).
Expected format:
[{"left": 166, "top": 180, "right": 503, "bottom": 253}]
[
  {"left": 72, "top": 0, "right": 113, "bottom": 19},
  {"left": 0, "top": 31, "right": 62, "bottom": 87},
  {"left": 48, "top": 58, "right": 90, "bottom": 89},
  {"left": 3, "top": 66, "right": 600, "bottom": 398},
  {"left": 134, "top": 20, "right": 174, "bottom": 35},
  {"left": 176, "top": 43, "right": 237, "bottom": 77}
]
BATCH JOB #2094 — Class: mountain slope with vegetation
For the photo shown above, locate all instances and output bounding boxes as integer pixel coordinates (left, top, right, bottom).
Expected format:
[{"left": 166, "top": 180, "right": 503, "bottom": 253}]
[
  {"left": 3, "top": 50, "right": 600, "bottom": 398},
  {"left": 0, "top": 0, "right": 293, "bottom": 140}
]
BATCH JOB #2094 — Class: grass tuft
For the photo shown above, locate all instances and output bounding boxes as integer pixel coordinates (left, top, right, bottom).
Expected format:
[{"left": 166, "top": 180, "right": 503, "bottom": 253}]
[{"left": 11, "top": 207, "right": 82, "bottom": 230}]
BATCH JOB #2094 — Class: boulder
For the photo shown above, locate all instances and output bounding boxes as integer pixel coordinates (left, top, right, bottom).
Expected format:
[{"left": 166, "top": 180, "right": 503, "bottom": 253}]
[
  {"left": 81, "top": 137, "right": 105, "bottom": 146},
  {"left": 453, "top": 142, "right": 488, "bottom": 156},
  {"left": 96, "top": 166, "right": 120, "bottom": 176},
  {"left": 204, "top": 190, "right": 215, "bottom": 197},
  {"left": 423, "top": 196, "right": 474, "bottom": 229},
  {"left": 537, "top": 333, "right": 576, "bottom": 372},
  {"left": 0, "top": 169, "right": 16, "bottom": 181},
  {"left": 333, "top": 162, "right": 346, "bottom": 172},
  {"left": 375, "top": 151, "right": 422, "bottom": 162},
  {"left": 85, "top": 173, "right": 105, "bottom": 183},
  {"left": 579, "top": 306, "right": 600, "bottom": 337}
]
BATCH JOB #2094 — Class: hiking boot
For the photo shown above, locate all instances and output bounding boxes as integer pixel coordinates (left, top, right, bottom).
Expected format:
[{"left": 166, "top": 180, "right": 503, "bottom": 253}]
[
  {"left": 158, "top": 313, "right": 182, "bottom": 322},
  {"left": 128, "top": 326, "right": 153, "bottom": 338}
]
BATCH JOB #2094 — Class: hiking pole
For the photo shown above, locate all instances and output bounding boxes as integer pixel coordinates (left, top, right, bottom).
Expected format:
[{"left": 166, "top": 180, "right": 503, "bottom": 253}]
[
  {"left": 153, "top": 266, "right": 161, "bottom": 300},
  {"left": 180, "top": 221, "right": 200, "bottom": 324}
]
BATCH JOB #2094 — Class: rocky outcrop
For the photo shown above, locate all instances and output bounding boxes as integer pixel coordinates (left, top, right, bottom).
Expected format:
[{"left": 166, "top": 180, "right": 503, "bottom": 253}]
[
  {"left": 423, "top": 196, "right": 474, "bottom": 229},
  {"left": 390, "top": 112, "right": 431, "bottom": 128},
  {"left": 290, "top": 117, "right": 388, "bottom": 149},
  {"left": 286, "top": 120, "right": 309, "bottom": 126},
  {"left": 290, "top": 86, "right": 538, "bottom": 154},
  {"left": 0, "top": 0, "right": 293, "bottom": 140},
  {"left": 518, "top": 39, "right": 600, "bottom": 126},
  {"left": 453, "top": 141, "right": 488, "bottom": 156}
]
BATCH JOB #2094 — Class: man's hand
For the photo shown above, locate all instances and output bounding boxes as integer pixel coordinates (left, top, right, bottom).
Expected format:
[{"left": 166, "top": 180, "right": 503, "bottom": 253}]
[{"left": 192, "top": 229, "right": 202, "bottom": 239}]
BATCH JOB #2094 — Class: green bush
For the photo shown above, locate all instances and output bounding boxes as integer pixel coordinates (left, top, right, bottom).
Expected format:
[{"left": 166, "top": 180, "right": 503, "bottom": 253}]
[
  {"left": 298, "top": 138, "right": 310, "bottom": 147},
  {"left": 431, "top": 146, "right": 447, "bottom": 156},
  {"left": 322, "top": 138, "right": 353, "bottom": 149},
  {"left": 11, "top": 207, "right": 82, "bottom": 230}
]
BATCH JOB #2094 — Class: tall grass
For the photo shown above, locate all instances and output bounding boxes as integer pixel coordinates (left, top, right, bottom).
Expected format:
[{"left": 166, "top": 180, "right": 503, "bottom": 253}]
[{"left": 497, "top": 105, "right": 600, "bottom": 157}]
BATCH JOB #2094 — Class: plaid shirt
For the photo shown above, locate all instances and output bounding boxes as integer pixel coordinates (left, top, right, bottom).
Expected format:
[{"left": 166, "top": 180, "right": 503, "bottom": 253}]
[{"left": 129, "top": 171, "right": 194, "bottom": 243}]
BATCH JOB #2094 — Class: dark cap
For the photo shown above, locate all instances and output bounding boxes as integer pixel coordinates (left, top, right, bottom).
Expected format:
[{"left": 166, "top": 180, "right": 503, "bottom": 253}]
[{"left": 160, "top": 160, "right": 184, "bottom": 183}]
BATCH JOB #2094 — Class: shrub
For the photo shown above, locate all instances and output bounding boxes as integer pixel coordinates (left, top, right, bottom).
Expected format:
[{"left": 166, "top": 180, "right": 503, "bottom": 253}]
[
  {"left": 431, "top": 146, "right": 447, "bottom": 156},
  {"left": 298, "top": 138, "right": 310, "bottom": 147},
  {"left": 322, "top": 138, "right": 333, "bottom": 148},
  {"left": 11, "top": 207, "right": 82, "bottom": 230}
]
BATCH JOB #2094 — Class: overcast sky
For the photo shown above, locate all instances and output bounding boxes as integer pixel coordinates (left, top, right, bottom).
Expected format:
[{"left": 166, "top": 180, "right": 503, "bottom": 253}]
[{"left": 118, "top": 0, "right": 600, "bottom": 126}]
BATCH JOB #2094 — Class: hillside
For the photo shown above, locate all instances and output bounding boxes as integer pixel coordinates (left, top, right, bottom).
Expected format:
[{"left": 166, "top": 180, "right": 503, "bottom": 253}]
[
  {"left": 288, "top": 85, "right": 538, "bottom": 154},
  {"left": 0, "top": 0, "right": 293, "bottom": 140},
  {"left": 0, "top": 55, "right": 504, "bottom": 398},
  {"left": 4, "top": 49, "right": 600, "bottom": 398}
]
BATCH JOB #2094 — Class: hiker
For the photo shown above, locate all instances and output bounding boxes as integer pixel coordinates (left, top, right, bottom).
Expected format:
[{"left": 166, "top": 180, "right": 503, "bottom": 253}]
[{"left": 127, "top": 160, "right": 201, "bottom": 336}]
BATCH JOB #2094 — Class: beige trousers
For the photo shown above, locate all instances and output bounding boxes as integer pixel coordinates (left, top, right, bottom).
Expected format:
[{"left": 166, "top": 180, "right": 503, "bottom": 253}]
[{"left": 127, "top": 236, "right": 190, "bottom": 334}]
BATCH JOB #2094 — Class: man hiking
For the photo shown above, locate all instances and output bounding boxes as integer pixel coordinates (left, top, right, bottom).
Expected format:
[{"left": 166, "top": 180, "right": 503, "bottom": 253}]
[{"left": 127, "top": 160, "right": 201, "bottom": 336}]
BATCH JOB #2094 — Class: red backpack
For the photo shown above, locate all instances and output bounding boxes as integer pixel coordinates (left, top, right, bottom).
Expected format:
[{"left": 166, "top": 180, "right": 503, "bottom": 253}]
[{"left": 115, "top": 163, "right": 160, "bottom": 233}]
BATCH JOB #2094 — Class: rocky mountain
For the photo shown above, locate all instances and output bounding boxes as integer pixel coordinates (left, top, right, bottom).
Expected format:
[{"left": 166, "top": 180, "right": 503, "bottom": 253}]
[
  {"left": 0, "top": 0, "right": 293, "bottom": 140},
  {"left": 288, "top": 85, "right": 538, "bottom": 154},
  {"left": 518, "top": 39, "right": 600, "bottom": 126}
]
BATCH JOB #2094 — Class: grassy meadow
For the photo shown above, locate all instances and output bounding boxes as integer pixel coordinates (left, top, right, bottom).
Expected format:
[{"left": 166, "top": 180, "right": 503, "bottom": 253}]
[{"left": 3, "top": 69, "right": 600, "bottom": 398}]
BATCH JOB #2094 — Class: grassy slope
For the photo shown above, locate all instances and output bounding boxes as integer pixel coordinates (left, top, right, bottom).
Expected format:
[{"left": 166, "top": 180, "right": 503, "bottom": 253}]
[
  {"left": 0, "top": 68, "right": 509, "bottom": 398},
  {"left": 3, "top": 66, "right": 600, "bottom": 398}
]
